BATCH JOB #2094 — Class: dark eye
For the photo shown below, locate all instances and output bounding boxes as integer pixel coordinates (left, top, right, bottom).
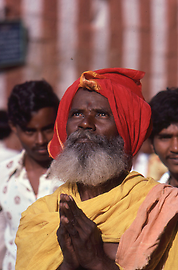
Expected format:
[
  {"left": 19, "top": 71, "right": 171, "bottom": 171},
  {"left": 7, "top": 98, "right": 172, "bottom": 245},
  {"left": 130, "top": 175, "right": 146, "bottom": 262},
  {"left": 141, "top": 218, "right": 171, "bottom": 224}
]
[
  {"left": 25, "top": 130, "right": 35, "bottom": 136},
  {"left": 43, "top": 124, "right": 54, "bottom": 133},
  {"left": 44, "top": 127, "right": 54, "bottom": 133},
  {"left": 158, "top": 135, "right": 172, "bottom": 140},
  {"left": 96, "top": 112, "right": 109, "bottom": 118},
  {"left": 72, "top": 112, "right": 83, "bottom": 117}
]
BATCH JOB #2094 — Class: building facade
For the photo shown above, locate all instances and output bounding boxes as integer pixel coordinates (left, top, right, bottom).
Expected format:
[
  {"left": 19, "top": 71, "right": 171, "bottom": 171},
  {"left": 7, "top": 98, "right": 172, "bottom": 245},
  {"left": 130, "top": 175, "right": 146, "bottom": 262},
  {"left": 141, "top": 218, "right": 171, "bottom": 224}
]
[{"left": 0, "top": 0, "right": 177, "bottom": 107}]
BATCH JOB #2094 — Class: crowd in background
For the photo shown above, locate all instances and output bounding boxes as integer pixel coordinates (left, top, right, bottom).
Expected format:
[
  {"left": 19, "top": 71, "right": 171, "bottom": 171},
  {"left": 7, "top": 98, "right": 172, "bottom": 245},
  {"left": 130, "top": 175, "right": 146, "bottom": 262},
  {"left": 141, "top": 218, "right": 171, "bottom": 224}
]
[{"left": 0, "top": 73, "right": 178, "bottom": 269}]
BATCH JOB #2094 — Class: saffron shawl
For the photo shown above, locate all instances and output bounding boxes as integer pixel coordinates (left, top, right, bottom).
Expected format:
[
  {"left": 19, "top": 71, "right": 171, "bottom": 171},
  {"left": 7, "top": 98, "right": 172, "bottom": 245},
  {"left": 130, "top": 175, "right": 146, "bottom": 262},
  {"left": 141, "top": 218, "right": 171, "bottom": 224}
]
[
  {"left": 48, "top": 68, "right": 152, "bottom": 159},
  {"left": 14, "top": 172, "right": 171, "bottom": 270}
]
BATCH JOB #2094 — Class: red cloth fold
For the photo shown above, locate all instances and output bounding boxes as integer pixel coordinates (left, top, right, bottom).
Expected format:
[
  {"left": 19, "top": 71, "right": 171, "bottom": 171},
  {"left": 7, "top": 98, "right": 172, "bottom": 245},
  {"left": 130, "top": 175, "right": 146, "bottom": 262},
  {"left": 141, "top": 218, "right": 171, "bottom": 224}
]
[{"left": 48, "top": 68, "right": 152, "bottom": 159}]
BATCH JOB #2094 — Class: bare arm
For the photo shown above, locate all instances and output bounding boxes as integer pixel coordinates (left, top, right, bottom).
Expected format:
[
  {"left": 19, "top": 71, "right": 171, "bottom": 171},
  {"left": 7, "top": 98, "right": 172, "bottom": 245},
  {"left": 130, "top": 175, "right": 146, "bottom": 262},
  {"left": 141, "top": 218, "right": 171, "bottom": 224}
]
[{"left": 56, "top": 194, "right": 120, "bottom": 270}]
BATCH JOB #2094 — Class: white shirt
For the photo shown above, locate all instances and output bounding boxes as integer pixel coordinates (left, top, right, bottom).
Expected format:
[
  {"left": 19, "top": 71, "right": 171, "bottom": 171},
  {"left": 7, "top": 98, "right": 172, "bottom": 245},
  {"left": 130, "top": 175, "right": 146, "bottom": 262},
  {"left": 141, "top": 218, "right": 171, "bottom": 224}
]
[
  {"left": 0, "top": 142, "right": 19, "bottom": 163},
  {"left": 158, "top": 171, "right": 170, "bottom": 184},
  {"left": 0, "top": 150, "right": 63, "bottom": 270},
  {"left": 131, "top": 153, "right": 150, "bottom": 177}
]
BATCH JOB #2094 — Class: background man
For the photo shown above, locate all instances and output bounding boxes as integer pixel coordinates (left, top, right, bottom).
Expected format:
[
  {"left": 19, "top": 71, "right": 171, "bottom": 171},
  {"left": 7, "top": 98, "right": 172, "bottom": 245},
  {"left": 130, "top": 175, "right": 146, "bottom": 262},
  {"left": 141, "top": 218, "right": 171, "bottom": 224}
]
[
  {"left": 149, "top": 87, "right": 178, "bottom": 187},
  {"left": 15, "top": 69, "right": 178, "bottom": 270},
  {"left": 0, "top": 80, "right": 61, "bottom": 270},
  {"left": 0, "top": 110, "right": 21, "bottom": 162}
]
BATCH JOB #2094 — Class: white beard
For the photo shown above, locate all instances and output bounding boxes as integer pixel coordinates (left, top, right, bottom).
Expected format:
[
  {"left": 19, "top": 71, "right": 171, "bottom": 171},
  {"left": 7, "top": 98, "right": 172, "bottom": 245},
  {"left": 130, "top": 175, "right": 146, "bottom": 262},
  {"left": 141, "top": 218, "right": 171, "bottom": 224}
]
[{"left": 50, "top": 130, "right": 131, "bottom": 186}]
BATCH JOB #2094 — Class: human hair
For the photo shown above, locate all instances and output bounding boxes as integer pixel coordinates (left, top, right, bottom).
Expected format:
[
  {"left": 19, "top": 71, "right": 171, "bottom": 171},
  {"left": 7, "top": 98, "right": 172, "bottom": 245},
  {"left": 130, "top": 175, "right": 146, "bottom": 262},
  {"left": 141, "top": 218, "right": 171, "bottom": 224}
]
[
  {"left": 149, "top": 87, "right": 178, "bottom": 141},
  {"left": 8, "top": 80, "right": 60, "bottom": 128},
  {"left": 0, "top": 110, "right": 12, "bottom": 139}
]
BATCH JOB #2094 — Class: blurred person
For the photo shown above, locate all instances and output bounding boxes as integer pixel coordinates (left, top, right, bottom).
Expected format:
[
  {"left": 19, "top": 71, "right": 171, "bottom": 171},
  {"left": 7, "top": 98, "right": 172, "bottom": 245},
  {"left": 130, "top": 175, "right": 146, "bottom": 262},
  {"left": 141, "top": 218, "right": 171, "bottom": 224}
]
[
  {"left": 149, "top": 87, "right": 178, "bottom": 187},
  {"left": 132, "top": 139, "right": 167, "bottom": 181},
  {"left": 0, "top": 112, "right": 21, "bottom": 270},
  {"left": 0, "top": 80, "right": 62, "bottom": 270},
  {"left": 15, "top": 68, "right": 178, "bottom": 270},
  {"left": 0, "top": 110, "right": 21, "bottom": 162},
  {"left": 132, "top": 139, "right": 153, "bottom": 176}
]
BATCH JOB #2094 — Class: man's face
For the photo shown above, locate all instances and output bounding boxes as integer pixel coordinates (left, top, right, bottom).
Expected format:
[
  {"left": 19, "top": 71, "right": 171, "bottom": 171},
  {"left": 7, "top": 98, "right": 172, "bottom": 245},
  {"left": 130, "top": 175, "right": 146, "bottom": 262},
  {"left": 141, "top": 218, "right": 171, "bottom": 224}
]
[
  {"left": 152, "top": 123, "right": 178, "bottom": 175},
  {"left": 66, "top": 88, "right": 119, "bottom": 140},
  {"left": 50, "top": 89, "right": 131, "bottom": 186},
  {"left": 11, "top": 107, "right": 56, "bottom": 163}
]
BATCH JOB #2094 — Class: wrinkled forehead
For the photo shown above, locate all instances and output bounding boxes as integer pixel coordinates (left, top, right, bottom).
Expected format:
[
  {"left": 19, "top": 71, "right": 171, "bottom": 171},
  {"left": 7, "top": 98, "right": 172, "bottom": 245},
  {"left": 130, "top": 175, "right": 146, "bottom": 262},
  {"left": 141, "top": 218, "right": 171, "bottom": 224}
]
[{"left": 70, "top": 87, "right": 112, "bottom": 111}]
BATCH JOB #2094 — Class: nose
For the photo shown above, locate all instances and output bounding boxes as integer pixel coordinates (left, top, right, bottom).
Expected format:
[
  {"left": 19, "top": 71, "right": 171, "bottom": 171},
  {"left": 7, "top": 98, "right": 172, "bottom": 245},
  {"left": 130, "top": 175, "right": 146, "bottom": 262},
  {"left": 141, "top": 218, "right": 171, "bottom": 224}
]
[
  {"left": 36, "top": 131, "right": 47, "bottom": 145},
  {"left": 170, "top": 137, "right": 178, "bottom": 153},
  {"left": 79, "top": 115, "right": 96, "bottom": 131}
]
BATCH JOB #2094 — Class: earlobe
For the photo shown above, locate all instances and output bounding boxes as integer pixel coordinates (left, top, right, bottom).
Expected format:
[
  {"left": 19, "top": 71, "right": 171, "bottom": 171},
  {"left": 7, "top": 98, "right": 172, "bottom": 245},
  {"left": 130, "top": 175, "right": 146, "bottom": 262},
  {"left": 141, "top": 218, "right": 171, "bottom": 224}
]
[
  {"left": 151, "top": 142, "right": 158, "bottom": 155},
  {"left": 8, "top": 121, "right": 17, "bottom": 134}
]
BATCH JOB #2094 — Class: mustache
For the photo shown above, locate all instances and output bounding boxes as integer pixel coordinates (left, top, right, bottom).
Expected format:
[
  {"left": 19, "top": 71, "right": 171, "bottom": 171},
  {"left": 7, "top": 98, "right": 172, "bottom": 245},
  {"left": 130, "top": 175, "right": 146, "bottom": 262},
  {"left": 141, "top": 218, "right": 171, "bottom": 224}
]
[
  {"left": 33, "top": 144, "right": 48, "bottom": 151},
  {"left": 65, "top": 130, "right": 108, "bottom": 147}
]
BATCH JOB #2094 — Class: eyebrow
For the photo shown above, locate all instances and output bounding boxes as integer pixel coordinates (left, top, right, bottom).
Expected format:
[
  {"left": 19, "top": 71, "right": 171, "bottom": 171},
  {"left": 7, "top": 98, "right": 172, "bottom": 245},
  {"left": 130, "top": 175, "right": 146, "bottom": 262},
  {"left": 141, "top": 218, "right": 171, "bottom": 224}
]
[
  {"left": 158, "top": 133, "right": 172, "bottom": 137},
  {"left": 41, "top": 123, "right": 54, "bottom": 130},
  {"left": 69, "top": 108, "right": 112, "bottom": 114},
  {"left": 23, "top": 123, "right": 54, "bottom": 132}
]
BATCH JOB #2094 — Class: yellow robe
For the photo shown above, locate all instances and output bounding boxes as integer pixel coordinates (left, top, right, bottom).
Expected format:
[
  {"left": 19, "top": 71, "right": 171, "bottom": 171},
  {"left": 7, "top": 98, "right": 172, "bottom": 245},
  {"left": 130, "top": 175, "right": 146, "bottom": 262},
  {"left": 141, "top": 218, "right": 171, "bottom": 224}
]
[{"left": 15, "top": 172, "right": 178, "bottom": 269}]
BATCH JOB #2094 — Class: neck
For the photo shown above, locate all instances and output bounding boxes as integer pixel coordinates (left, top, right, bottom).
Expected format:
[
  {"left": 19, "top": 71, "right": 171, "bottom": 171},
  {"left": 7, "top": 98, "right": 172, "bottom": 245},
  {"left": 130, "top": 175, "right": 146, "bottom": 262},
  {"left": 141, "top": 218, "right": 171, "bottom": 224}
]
[
  {"left": 24, "top": 153, "right": 52, "bottom": 171},
  {"left": 77, "top": 171, "right": 128, "bottom": 201},
  {"left": 169, "top": 173, "right": 178, "bottom": 188}
]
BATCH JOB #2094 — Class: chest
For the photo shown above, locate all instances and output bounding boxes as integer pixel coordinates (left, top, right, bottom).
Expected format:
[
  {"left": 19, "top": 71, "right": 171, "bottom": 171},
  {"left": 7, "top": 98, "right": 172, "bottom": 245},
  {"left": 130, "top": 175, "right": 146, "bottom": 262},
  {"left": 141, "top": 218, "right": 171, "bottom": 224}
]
[{"left": 0, "top": 170, "right": 54, "bottom": 224}]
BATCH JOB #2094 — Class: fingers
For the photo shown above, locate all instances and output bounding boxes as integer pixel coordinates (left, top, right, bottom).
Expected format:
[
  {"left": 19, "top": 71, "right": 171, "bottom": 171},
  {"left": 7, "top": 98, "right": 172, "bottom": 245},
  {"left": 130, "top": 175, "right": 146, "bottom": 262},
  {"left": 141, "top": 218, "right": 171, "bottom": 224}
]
[
  {"left": 57, "top": 218, "right": 70, "bottom": 247},
  {"left": 58, "top": 194, "right": 106, "bottom": 269},
  {"left": 57, "top": 216, "right": 80, "bottom": 269},
  {"left": 59, "top": 194, "right": 80, "bottom": 237},
  {"left": 60, "top": 194, "right": 87, "bottom": 223},
  {"left": 59, "top": 194, "right": 97, "bottom": 244},
  {"left": 59, "top": 194, "right": 81, "bottom": 221},
  {"left": 59, "top": 194, "right": 86, "bottom": 240},
  {"left": 60, "top": 194, "right": 74, "bottom": 223}
]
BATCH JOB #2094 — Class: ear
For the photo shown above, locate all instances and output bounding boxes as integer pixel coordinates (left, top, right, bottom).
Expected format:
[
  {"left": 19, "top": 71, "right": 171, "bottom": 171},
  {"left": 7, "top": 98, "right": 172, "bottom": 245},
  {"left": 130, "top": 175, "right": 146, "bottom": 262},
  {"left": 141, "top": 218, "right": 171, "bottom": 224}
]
[
  {"left": 150, "top": 140, "right": 158, "bottom": 155},
  {"left": 8, "top": 121, "right": 18, "bottom": 134}
]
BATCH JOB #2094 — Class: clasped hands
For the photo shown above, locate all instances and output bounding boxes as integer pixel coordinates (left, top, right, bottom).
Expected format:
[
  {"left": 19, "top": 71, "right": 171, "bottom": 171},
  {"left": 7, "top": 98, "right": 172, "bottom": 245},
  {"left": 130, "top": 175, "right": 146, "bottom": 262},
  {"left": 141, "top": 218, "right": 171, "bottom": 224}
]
[{"left": 57, "top": 193, "right": 108, "bottom": 270}]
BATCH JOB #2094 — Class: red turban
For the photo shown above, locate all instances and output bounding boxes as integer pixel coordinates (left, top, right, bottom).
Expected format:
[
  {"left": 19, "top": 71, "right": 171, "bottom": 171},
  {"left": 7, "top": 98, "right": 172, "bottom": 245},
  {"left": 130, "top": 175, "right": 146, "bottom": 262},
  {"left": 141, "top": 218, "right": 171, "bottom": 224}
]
[{"left": 48, "top": 68, "right": 152, "bottom": 159}]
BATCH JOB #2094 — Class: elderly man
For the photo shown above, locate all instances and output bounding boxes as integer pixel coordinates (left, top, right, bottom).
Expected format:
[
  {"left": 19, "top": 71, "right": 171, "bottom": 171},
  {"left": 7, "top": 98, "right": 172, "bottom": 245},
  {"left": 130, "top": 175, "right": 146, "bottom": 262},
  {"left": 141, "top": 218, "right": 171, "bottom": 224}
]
[{"left": 15, "top": 68, "right": 178, "bottom": 270}]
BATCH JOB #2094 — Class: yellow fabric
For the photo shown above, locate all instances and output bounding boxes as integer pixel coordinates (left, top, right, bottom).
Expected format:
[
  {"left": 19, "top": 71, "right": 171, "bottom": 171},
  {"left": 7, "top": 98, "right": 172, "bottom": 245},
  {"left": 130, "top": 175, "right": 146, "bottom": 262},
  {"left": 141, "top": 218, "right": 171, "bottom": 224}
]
[
  {"left": 15, "top": 172, "right": 158, "bottom": 270},
  {"left": 147, "top": 153, "right": 168, "bottom": 181}
]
